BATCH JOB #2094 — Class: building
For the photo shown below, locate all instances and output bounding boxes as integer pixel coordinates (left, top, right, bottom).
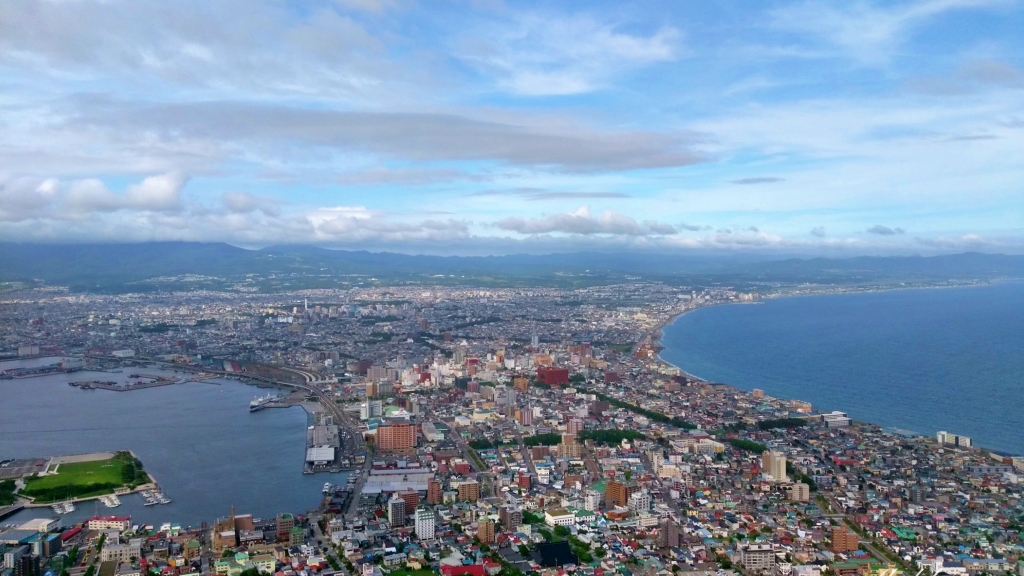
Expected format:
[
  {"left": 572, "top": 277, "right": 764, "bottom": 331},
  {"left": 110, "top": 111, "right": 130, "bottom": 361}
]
[
  {"left": 515, "top": 407, "right": 533, "bottom": 426},
  {"left": 567, "top": 418, "right": 584, "bottom": 435},
  {"left": 101, "top": 541, "right": 142, "bottom": 563},
  {"left": 376, "top": 423, "right": 416, "bottom": 451},
  {"left": 457, "top": 479, "right": 480, "bottom": 502},
  {"left": 275, "top": 513, "right": 294, "bottom": 542},
  {"left": 627, "top": 489, "right": 651, "bottom": 514},
  {"left": 822, "top": 411, "right": 852, "bottom": 428},
  {"left": 86, "top": 517, "right": 131, "bottom": 532},
  {"left": 658, "top": 519, "right": 680, "bottom": 548},
  {"left": 788, "top": 482, "right": 811, "bottom": 502},
  {"left": 427, "top": 478, "right": 442, "bottom": 504},
  {"left": 396, "top": 489, "right": 419, "bottom": 512},
  {"left": 831, "top": 526, "right": 860, "bottom": 553},
  {"left": 536, "top": 367, "right": 569, "bottom": 386},
  {"left": 387, "top": 494, "right": 406, "bottom": 527},
  {"left": 544, "top": 508, "right": 575, "bottom": 527},
  {"left": 937, "top": 430, "right": 972, "bottom": 447},
  {"left": 605, "top": 481, "right": 634, "bottom": 508},
  {"left": 360, "top": 400, "right": 383, "bottom": 420},
  {"left": 476, "top": 519, "right": 495, "bottom": 544},
  {"left": 499, "top": 505, "right": 522, "bottom": 531},
  {"left": 414, "top": 508, "right": 435, "bottom": 540},
  {"left": 741, "top": 544, "right": 776, "bottom": 572},
  {"left": 763, "top": 451, "right": 788, "bottom": 483},
  {"left": 288, "top": 526, "right": 304, "bottom": 547},
  {"left": 513, "top": 377, "right": 529, "bottom": 392}
]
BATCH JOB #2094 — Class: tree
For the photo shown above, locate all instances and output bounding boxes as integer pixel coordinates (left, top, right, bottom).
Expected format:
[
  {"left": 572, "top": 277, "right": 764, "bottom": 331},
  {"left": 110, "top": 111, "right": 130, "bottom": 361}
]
[
  {"left": 518, "top": 544, "right": 531, "bottom": 556},
  {"left": 624, "top": 470, "right": 632, "bottom": 481},
  {"left": 554, "top": 525, "right": 570, "bottom": 538}
]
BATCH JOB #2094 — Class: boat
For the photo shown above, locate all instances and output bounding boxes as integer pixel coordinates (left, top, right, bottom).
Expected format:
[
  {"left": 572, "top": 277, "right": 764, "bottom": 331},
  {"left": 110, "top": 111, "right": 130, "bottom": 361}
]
[
  {"left": 249, "top": 394, "right": 275, "bottom": 412},
  {"left": 322, "top": 483, "right": 332, "bottom": 494},
  {"left": 51, "top": 504, "right": 64, "bottom": 514},
  {"left": 63, "top": 502, "right": 76, "bottom": 513}
]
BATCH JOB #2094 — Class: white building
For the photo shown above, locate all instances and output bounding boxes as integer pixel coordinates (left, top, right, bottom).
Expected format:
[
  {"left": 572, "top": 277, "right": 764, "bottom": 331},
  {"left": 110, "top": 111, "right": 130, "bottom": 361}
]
[
  {"left": 101, "top": 541, "right": 142, "bottom": 563},
  {"left": 628, "top": 489, "right": 652, "bottom": 514},
  {"left": 360, "top": 400, "right": 383, "bottom": 420},
  {"left": 741, "top": 543, "right": 776, "bottom": 572},
  {"left": 822, "top": 411, "right": 851, "bottom": 428},
  {"left": 87, "top": 516, "right": 131, "bottom": 531},
  {"left": 583, "top": 490, "right": 602, "bottom": 512},
  {"left": 414, "top": 507, "right": 435, "bottom": 540},
  {"left": 544, "top": 508, "right": 575, "bottom": 527}
]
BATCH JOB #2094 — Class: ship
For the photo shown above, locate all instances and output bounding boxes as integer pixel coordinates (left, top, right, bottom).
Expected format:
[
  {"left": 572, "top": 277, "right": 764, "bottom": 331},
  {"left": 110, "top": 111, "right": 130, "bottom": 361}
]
[
  {"left": 323, "top": 483, "right": 332, "bottom": 494},
  {"left": 249, "top": 394, "right": 275, "bottom": 412}
]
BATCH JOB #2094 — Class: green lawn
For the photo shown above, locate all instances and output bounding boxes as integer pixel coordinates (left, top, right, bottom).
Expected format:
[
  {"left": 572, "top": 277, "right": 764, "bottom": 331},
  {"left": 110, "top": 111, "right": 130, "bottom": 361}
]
[{"left": 21, "top": 452, "right": 149, "bottom": 502}]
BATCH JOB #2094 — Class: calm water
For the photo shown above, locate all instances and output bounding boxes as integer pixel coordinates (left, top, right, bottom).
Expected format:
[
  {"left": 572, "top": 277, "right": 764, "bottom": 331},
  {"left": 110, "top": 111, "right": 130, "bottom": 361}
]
[
  {"left": 0, "top": 366, "right": 345, "bottom": 527},
  {"left": 661, "top": 282, "right": 1024, "bottom": 455}
]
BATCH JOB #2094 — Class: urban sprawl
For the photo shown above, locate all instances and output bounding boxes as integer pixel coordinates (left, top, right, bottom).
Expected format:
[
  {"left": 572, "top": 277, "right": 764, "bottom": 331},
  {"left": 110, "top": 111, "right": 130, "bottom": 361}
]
[{"left": 2, "top": 284, "right": 1023, "bottom": 576}]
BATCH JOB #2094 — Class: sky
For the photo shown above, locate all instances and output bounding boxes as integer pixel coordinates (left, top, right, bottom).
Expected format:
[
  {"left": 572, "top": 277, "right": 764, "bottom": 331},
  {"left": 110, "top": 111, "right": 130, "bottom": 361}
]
[{"left": 0, "top": 0, "right": 1022, "bottom": 256}]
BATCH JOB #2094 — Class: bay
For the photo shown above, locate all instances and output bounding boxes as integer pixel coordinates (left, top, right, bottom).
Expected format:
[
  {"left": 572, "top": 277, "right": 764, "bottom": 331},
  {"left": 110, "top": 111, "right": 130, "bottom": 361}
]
[
  {"left": 660, "top": 282, "right": 1024, "bottom": 455},
  {"left": 0, "top": 366, "right": 344, "bottom": 527}
]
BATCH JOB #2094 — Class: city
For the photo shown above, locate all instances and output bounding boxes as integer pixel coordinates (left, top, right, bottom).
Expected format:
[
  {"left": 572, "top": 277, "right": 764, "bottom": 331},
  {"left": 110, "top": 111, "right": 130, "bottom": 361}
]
[{"left": 2, "top": 283, "right": 1022, "bottom": 576}]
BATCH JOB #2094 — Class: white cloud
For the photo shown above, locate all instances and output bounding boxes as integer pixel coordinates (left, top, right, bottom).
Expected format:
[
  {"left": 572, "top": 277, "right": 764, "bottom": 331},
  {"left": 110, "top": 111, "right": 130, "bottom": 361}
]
[
  {"left": 64, "top": 172, "right": 187, "bottom": 214},
  {"left": 770, "top": 0, "right": 1008, "bottom": 65},
  {"left": 495, "top": 206, "right": 676, "bottom": 236},
  {"left": 456, "top": 13, "right": 681, "bottom": 95},
  {"left": 222, "top": 192, "right": 281, "bottom": 216}
]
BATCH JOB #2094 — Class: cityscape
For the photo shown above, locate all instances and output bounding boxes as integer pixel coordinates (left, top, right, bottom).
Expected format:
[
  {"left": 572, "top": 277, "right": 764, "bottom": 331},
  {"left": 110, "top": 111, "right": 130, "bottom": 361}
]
[
  {"left": 2, "top": 2, "right": 1023, "bottom": 576},
  {"left": 2, "top": 280, "right": 1023, "bottom": 576}
]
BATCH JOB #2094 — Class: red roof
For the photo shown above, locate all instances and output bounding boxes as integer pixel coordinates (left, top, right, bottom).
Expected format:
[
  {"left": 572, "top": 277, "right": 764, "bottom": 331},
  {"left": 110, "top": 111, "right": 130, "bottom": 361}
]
[{"left": 441, "top": 565, "right": 486, "bottom": 576}]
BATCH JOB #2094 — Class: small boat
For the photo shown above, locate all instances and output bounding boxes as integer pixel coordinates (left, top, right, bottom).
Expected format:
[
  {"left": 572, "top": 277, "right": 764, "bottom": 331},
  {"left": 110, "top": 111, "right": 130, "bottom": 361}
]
[
  {"left": 63, "top": 502, "right": 76, "bottom": 513},
  {"left": 322, "top": 483, "right": 332, "bottom": 494}
]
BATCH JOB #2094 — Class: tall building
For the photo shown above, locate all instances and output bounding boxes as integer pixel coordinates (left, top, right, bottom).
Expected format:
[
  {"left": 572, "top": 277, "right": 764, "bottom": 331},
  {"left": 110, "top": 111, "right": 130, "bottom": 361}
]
[
  {"left": 513, "top": 376, "right": 529, "bottom": 392},
  {"left": 536, "top": 367, "right": 569, "bottom": 386},
  {"left": 276, "top": 513, "right": 295, "bottom": 542},
  {"left": 377, "top": 423, "right": 416, "bottom": 450},
  {"left": 477, "top": 518, "right": 495, "bottom": 544},
  {"left": 628, "top": 489, "right": 651, "bottom": 514},
  {"left": 741, "top": 544, "right": 776, "bottom": 572},
  {"left": 457, "top": 479, "right": 480, "bottom": 502},
  {"left": 499, "top": 505, "right": 523, "bottom": 531},
  {"left": 605, "top": 480, "right": 634, "bottom": 508},
  {"left": 658, "top": 519, "right": 680, "bottom": 548},
  {"left": 387, "top": 493, "right": 406, "bottom": 527},
  {"left": 567, "top": 418, "right": 584, "bottom": 435},
  {"left": 788, "top": 482, "right": 810, "bottom": 502},
  {"left": 397, "top": 489, "right": 419, "bottom": 511},
  {"left": 515, "top": 407, "right": 534, "bottom": 426},
  {"left": 831, "top": 526, "right": 860, "bottom": 553},
  {"left": 414, "top": 507, "right": 435, "bottom": 540},
  {"left": 427, "top": 478, "right": 442, "bottom": 504},
  {"left": 763, "top": 451, "right": 788, "bottom": 483},
  {"left": 360, "top": 400, "right": 383, "bottom": 420}
]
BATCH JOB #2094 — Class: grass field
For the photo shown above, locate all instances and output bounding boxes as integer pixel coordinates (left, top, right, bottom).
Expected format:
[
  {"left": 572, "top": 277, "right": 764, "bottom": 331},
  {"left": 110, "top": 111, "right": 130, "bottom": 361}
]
[{"left": 21, "top": 452, "right": 149, "bottom": 502}]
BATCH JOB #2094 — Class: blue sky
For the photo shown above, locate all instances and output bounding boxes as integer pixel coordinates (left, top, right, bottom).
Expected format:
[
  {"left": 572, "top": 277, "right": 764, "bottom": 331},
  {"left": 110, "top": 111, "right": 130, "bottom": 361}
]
[{"left": 0, "top": 0, "right": 1022, "bottom": 255}]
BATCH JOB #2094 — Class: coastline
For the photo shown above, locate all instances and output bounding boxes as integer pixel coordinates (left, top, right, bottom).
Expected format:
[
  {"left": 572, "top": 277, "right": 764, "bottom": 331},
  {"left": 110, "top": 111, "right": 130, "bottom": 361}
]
[{"left": 645, "top": 282, "right": 1023, "bottom": 456}]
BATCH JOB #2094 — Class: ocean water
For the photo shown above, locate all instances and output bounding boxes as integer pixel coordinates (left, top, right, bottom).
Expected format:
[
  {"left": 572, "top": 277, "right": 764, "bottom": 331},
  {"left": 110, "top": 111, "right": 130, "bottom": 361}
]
[
  {"left": 0, "top": 367, "right": 346, "bottom": 527},
  {"left": 660, "top": 282, "right": 1024, "bottom": 455}
]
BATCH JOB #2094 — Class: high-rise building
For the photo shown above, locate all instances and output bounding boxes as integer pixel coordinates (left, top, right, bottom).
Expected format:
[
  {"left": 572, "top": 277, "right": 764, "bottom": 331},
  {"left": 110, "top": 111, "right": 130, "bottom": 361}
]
[
  {"left": 477, "top": 518, "right": 495, "bottom": 544},
  {"left": 376, "top": 423, "right": 416, "bottom": 450},
  {"left": 762, "top": 451, "right": 788, "bottom": 483},
  {"left": 414, "top": 507, "right": 435, "bottom": 540},
  {"left": 387, "top": 494, "right": 406, "bottom": 527},
  {"left": 831, "top": 526, "right": 859, "bottom": 553},
  {"left": 360, "top": 400, "right": 383, "bottom": 420},
  {"left": 513, "top": 376, "right": 529, "bottom": 392},
  {"left": 788, "top": 482, "right": 810, "bottom": 502},
  {"left": 276, "top": 513, "right": 295, "bottom": 542},
  {"left": 427, "top": 478, "right": 442, "bottom": 504},
  {"left": 741, "top": 544, "right": 776, "bottom": 572},
  {"left": 605, "top": 480, "right": 633, "bottom": 508},
  {"left": 658, "top": 519, "right": 680, "bottom": 548},
  {"left": 397, "top": 489, "right": 419, "bottom": 512},
  {"left": 457, "top": 479, "right": 480, "bottom": 502},
  {"left": 567, "top": 418, "right": 584, "bottom": 435},
  {"left": 628, "top": 489, "right": 651, "bottom": 514},
  {"left": 499, "top": 505, "right": 522, "bottom": 531}
]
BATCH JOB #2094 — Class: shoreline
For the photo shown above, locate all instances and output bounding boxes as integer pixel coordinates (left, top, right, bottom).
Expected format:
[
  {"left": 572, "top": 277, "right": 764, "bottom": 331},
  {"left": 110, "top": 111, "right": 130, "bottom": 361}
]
[{"left": 646, "top": 281, "right": 1022, "bottom": 457}]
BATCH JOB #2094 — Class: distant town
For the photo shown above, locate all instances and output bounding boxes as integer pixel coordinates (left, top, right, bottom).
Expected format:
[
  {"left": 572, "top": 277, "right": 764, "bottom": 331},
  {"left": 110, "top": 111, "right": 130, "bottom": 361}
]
[{"left": 2, "top": 282, "right": 1022, "bottom": 576}]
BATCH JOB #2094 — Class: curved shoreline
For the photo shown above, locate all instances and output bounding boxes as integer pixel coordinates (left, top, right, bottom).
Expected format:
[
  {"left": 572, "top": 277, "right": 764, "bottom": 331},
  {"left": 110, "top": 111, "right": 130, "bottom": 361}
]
[{"left": 646, "top": 283, "right": 1023, "bottom": 456}]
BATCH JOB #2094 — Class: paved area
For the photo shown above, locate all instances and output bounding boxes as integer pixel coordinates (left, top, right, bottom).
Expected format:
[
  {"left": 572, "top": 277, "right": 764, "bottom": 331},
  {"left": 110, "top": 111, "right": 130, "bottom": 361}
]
[{"left": 0, "top": 458, "right": 49, "bottom": 480}]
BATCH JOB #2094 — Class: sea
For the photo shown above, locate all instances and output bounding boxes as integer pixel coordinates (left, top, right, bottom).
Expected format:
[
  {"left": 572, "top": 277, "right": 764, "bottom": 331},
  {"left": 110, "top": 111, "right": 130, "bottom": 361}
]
[
  {"left": 0, "top": 364, "right": 348, "bottom": 528},
  {"left": 659, "top": 281, "right": 1024, "bottom": 455}
]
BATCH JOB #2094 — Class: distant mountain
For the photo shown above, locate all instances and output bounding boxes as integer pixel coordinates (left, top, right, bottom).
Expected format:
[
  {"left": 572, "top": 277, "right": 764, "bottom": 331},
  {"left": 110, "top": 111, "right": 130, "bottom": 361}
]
[{"left": 1, "top": 242, "right": 1022, "bottom": 292}]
